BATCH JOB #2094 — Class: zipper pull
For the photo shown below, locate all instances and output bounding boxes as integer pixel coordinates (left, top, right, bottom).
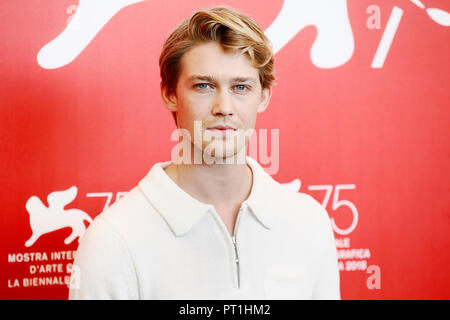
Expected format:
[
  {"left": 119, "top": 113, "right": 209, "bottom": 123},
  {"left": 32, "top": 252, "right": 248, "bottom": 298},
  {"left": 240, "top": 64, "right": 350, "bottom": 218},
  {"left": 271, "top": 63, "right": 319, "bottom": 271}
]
[{"left": 232, "top": 236, "right": 239, "bottom": 263}]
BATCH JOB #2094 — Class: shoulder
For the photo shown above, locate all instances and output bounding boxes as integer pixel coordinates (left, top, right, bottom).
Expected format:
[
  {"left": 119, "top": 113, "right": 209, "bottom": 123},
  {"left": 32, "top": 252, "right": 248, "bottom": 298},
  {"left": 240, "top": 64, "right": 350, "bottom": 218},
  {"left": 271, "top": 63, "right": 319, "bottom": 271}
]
[
  {"left": 71, "top": 206, "right": 139, "bottom": 299},
  {"left": 97, "top": 186, "right": 156, "bottom": 229},
  {"left": 74, "top": 185, "right": 158, "bottom": 264},
  {"left": 263, "top": 172, "right": 323, "bottom": 213},
  {"left": 100, "top": 186, "right": 150, "bottom": 219},
  {"left": 264, "top": 174, "right": 331, "bottom": 229},
  {"left": 81, "top": 185, "right": 165, "bottom": 248},
  {"left": 265, "top": 176, "right": 336, "bottom": 253}
]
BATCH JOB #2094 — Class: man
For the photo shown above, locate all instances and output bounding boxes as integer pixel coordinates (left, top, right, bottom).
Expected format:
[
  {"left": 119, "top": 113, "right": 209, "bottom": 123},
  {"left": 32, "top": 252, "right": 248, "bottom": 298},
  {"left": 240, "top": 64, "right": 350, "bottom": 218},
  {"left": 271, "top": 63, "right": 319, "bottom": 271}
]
[{"left": 69, "top": 6, "right": 340, "bottom": 300}]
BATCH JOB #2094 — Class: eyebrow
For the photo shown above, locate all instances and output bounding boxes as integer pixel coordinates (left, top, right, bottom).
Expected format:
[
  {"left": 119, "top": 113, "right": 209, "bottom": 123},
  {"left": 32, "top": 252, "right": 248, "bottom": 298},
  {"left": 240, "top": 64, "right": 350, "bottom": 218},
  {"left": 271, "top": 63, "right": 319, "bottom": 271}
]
[{"left": 187, "top": 75, "right": 257, "bottom": 84}]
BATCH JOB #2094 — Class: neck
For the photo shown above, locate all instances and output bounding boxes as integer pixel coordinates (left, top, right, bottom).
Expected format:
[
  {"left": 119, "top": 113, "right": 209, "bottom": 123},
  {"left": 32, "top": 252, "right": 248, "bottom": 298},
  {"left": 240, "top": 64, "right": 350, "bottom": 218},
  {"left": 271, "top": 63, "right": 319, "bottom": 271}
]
[{"left": 164, "top": 146, "right": 253, "bottom": 208}]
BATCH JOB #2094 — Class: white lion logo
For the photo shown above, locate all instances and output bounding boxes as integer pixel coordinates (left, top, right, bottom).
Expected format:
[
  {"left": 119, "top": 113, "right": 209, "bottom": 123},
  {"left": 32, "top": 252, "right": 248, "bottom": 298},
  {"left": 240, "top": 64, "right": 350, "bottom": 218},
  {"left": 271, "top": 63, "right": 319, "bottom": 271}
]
[
  {"left": 25, "top": 186, "right": 93, "bottom": 247},
  {"left": 37, "top": 0, "right": 355, "bottom": 69}
]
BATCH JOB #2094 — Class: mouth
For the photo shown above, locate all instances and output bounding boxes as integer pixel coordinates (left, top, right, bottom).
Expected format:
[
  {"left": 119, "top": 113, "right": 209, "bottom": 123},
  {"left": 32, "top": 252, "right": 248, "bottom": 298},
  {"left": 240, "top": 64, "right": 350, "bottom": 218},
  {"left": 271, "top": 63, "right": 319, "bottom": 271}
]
[{"left": 206, "top": 125, "right": 237, "bottom": 136}]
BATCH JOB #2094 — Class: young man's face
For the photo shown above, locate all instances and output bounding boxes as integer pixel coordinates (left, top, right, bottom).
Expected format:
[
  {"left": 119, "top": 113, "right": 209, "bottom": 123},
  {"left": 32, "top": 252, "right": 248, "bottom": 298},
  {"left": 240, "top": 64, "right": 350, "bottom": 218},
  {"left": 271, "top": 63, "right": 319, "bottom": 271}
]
[{"left": 162, "top": 41, "right": 271, "bottom": 161}]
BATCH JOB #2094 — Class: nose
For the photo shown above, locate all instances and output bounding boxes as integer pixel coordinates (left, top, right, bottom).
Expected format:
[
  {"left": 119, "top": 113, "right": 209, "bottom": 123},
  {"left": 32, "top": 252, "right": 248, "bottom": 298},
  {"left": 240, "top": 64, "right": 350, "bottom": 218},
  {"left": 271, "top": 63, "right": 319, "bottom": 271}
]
[{"left": 212, "top": 90, "right": 234, "bottom": 117}]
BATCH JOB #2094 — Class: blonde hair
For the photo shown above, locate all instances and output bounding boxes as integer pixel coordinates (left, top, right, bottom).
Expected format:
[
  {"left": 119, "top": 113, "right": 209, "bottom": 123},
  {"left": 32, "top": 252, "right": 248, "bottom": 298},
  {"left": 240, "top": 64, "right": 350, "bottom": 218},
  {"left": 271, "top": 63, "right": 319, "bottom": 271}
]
[{"left": 159, "top": 6, "right": 275, "bottom": 122}]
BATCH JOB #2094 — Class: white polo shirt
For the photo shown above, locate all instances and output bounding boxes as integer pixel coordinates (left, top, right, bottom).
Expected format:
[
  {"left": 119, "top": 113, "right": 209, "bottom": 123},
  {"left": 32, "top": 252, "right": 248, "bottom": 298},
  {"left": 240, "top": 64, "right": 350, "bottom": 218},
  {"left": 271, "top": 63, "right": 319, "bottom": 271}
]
[{"left": 69, "top": 157, "right": 340, "bottom": 300}]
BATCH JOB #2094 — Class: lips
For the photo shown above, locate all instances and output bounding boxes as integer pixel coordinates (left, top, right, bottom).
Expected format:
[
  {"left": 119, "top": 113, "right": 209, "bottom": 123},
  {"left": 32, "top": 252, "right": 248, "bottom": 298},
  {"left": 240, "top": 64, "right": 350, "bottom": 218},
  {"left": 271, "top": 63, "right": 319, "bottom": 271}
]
[
  {"left": 208, "top": 125, "right": 236, "bottom": 131},
  {"left": 206, "top": 125, "right": 237, "bottom": 137}
]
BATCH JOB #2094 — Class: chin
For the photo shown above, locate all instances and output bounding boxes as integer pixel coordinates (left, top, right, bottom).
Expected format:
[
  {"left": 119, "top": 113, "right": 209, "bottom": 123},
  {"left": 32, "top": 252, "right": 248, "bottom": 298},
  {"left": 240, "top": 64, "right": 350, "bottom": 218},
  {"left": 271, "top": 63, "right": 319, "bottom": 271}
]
[{"left": 202, "top": 143, "right": 247, "bottom": 165}]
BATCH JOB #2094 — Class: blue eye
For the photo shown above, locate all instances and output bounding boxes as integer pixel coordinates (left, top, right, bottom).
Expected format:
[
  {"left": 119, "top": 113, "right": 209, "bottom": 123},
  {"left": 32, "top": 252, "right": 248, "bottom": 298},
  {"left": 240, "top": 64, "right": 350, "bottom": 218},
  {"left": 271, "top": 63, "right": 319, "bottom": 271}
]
[
  {"left": 195, "top": 83, "right": 210, "bottom": 90},
  {"left": 234, "top": 84, "right": 251, "bottom": 92}
]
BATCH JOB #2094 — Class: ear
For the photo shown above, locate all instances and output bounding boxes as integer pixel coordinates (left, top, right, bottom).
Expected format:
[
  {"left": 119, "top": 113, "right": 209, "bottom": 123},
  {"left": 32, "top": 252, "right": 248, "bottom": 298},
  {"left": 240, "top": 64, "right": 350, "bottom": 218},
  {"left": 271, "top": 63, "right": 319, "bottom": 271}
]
[
  {"left": 256, "top": 87, "right": 272, "bottom": 113},
  {"left": 161, "top": 85, "right": 178, "bottom": 112}
]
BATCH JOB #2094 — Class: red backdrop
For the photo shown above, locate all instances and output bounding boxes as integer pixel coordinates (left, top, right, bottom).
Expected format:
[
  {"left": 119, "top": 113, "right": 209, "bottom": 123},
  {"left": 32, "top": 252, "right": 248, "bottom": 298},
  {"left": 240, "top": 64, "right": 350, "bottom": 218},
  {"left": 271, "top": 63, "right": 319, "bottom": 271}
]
[{"left": 0, "top": 0, "right": 449, "bottom": 299}]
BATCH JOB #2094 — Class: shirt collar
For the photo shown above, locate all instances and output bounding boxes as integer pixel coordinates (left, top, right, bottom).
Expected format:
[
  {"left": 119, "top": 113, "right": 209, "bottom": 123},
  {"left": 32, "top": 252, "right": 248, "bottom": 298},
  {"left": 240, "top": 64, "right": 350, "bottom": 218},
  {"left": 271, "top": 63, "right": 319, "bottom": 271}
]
[{"left": 138, "top": 156, "right": 279, "bottom": 237}]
